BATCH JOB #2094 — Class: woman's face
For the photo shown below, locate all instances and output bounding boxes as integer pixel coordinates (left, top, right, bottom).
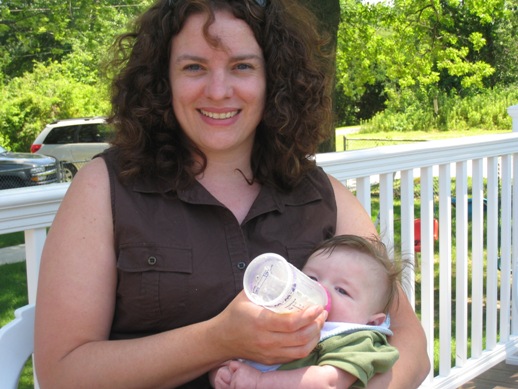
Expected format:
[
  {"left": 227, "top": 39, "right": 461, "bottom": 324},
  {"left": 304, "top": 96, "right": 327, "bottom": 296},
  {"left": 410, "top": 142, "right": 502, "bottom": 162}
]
[{"left": 169, "top": 10, "right": 266, "bottom": 158}]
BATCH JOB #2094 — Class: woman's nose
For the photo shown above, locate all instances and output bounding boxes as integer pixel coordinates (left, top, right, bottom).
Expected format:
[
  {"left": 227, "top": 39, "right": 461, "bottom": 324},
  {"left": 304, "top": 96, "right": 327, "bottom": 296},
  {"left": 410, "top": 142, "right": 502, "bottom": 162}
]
[{"left": 205, "top": 70, "right": 232, "bottom": 100}]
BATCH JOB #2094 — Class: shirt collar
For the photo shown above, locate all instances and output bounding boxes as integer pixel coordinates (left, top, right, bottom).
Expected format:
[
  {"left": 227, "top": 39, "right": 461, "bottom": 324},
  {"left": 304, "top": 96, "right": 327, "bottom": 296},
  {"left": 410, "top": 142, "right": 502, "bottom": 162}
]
[{"left": 131, "top": 168, "right": 324, "bottom": 220}]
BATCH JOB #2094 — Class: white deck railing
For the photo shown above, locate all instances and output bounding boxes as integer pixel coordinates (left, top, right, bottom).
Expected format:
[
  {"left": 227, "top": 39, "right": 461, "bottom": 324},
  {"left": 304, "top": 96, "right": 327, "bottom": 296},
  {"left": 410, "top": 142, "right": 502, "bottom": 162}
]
[
  {"left": 1, "top": 104, "right": 518, "bottom": 388},
  {"left": 316, "top": 131, "right": 518, "bottom": 388}
]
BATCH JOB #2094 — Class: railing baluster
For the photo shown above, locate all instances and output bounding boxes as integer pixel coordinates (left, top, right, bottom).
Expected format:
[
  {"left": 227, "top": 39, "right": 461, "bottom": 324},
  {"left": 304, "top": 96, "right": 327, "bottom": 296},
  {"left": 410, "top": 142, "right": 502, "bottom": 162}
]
[
  {"left": 379, "top": 173, "right": 394, "bottom": 253},
  {"left": 486, "top": 157, "right": 499, "bottom": 350},
  {"left": 512, "top": 154, "right": 518, "bottom": 335},
  {"left": 400, "top": 169, "right": 415, "bottom": 306},
  {"left": 420, "top": 166, "right": 435, "bottom": 380},
  {"left": 355, "top": 177, "right": 372, "bottom": 218},
  {"left": 500, "top": 155, "right": 512, "bottom": 340},
  {"left": 439, "top": 163, "right": 452, "bottom": 376},
  {"left": 455, "top": 161, "right": 469, "bottom": 368},
  {"left": 471, "top": 159, "right": 484, "bottom": 358},
  {"left": 24, "top": 228, "right": 47, "bottom": 305}
]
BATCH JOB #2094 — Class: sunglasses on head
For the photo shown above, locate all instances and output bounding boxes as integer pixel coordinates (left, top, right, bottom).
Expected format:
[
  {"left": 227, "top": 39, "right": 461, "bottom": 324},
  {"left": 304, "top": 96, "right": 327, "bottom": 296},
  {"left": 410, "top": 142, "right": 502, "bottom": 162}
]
[{"left": 168, "top": 0, "right": 267, "bottom": 7}]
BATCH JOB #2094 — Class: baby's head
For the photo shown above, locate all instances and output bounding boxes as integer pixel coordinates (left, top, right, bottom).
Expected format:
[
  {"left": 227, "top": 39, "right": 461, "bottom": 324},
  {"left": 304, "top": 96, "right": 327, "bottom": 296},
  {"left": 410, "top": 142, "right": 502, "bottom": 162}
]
[{"left": 303, "top": 235, "right": 402, "bottom": 325}]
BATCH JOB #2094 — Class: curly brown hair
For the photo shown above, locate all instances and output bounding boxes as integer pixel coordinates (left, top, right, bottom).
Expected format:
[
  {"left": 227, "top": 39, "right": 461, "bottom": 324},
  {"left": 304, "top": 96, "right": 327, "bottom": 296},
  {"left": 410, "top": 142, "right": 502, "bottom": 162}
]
[{"left": 108, "top": 0, "right": 333, "bottom": 192}]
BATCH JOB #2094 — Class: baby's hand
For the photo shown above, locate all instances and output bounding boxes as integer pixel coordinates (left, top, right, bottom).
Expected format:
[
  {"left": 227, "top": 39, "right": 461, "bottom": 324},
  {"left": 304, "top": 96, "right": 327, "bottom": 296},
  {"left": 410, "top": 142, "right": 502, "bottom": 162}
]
[
  {"left": 209, "top": 361, "right": 232, "bottom": 389},
  {"left": 226, "top": 360, "right": 262, "bottom": 389}
]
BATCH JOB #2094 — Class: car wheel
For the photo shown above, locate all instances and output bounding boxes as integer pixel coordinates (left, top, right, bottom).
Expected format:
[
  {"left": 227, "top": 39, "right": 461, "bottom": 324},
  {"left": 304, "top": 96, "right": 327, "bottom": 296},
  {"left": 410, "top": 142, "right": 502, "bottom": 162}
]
[{"left": 62, "top": 163, "right": 78, "bottom": 182}]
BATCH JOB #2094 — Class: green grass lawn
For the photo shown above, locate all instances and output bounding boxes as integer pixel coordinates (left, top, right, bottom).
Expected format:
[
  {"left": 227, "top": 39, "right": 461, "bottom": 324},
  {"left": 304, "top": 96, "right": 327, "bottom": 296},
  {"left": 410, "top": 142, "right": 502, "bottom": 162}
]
[
  {"left": 0, "top": 261, "right": 33, "bottom": 389},
  {"left": 0, "top": 261, "right": 28, "bottom": 326},
  {"left": 0, "top": 231, "right": 24, "bottom": 249},
  {"left": 335, "top": 127, "right": 510, "bottom": 151}
]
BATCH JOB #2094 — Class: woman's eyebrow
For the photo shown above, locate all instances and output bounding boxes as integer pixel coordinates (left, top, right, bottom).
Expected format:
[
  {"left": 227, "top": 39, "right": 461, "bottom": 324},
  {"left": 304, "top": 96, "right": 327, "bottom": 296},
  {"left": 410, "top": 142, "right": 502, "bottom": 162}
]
[
  {"left": 173, "top": 54, "right": 207, "bottom": 63},
  {"left": 174, "top": 53, "right": 263, "bottom": 63},
  {"left": 231, "top": 54, "right": 264, "bottom": 62}
]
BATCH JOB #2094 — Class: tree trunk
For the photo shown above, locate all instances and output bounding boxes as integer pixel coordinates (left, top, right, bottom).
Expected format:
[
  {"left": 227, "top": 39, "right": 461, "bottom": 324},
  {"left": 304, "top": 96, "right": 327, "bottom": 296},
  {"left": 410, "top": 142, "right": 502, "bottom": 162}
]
[{"left": 299, "top": 0, "right": 341, "bottom": 153}]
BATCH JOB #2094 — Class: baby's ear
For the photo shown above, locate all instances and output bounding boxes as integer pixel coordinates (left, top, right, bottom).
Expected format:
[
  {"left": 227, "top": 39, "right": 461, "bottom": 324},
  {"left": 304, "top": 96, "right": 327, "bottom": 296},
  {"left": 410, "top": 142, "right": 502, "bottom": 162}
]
[{"left": 367, "top": 313, "right": 386, "bottom": 327}]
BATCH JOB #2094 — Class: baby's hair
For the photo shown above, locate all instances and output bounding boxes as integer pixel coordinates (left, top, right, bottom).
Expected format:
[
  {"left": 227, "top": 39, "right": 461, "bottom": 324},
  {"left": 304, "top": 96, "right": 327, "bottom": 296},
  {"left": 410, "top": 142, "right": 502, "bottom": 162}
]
[{"left": 309, "top": 234, "right": 406, "bottom": 314}]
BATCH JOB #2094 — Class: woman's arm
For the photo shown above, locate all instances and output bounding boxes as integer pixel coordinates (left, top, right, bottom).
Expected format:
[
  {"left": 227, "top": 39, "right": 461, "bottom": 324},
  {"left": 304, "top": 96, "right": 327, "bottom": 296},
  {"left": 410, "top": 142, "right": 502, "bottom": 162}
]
[
  {"left": 329, "top": 175, "right": 430, "bottom": 388},
  {"left": 34, "top": 158, "right": 326, "bottom": 388},
  {"left": 368, "top": 286, "right": 429, "bottom": 388}
]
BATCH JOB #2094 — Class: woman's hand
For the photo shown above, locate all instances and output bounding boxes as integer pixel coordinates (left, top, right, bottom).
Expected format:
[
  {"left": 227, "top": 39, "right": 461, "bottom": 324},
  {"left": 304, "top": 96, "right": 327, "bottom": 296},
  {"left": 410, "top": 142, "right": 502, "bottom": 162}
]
[{"left": 213, "top": 291, "right": 327, "bottom": 365}]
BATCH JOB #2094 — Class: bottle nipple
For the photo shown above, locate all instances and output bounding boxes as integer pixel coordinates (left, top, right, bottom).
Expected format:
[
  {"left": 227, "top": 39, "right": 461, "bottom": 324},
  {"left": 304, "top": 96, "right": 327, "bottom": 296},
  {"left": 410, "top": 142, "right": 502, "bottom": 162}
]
[{"left": 322, "top": 285, "right": 332, "bottom": 313}]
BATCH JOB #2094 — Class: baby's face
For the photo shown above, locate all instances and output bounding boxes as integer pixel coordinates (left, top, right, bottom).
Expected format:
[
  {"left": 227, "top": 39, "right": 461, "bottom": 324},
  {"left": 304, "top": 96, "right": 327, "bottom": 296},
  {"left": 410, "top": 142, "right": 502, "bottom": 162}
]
[{"left": 303, "top": 247, "right": 387, "bottom": 325}]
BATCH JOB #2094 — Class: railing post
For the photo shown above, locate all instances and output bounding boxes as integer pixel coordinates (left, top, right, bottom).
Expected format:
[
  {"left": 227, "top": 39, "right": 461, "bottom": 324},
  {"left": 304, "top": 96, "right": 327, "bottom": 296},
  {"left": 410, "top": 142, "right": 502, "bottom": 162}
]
[
  {"left": 508, "top": 104, "right": 518, "bottom": 132},
  {"left": 24, "top": 228, "right": 47, "bottom": 305}
]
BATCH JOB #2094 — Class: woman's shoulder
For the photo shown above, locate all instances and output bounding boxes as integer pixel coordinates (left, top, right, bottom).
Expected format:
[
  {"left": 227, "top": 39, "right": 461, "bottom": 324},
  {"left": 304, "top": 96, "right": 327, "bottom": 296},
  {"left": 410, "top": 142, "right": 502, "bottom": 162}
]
[{"left": 64, "top": 157, "right": 110, "bottom": 202}]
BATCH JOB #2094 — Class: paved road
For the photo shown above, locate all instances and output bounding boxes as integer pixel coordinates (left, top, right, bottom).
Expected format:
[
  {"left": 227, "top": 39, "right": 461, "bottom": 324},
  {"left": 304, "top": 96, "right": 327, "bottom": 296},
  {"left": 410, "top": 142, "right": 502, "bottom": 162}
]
[
  {"left": 0, "top": 244, "right": 25, "bottom": 266},
  {"left": 336, "top": 126, "right": 361, "bottom": 136}
]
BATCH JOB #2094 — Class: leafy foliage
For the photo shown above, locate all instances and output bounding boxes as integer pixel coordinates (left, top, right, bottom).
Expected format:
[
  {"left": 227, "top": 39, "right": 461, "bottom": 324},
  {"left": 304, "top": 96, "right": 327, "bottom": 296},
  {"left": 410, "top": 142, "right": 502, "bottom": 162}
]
[
  {"left": 0, "top": 0, "right": 151, "bottom": 151},
  {"left": 335, "top": 0, "right": 517, "bottom": 129},
  {"left": 362, "top": 85, "right": 518, "bottom": 132},
  {"left": 0, "top": 1, "right": 150, "bottom": 79},
  {"left": 0, "top": 58, "right": 110, "bottom": 151}
]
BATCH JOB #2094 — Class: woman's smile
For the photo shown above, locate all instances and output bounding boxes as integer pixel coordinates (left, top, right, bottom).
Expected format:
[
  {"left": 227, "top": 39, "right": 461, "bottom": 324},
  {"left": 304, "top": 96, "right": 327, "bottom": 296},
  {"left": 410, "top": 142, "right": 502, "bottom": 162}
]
[{"left": 199, "top": 109, "right": 240, "bottom": 120}]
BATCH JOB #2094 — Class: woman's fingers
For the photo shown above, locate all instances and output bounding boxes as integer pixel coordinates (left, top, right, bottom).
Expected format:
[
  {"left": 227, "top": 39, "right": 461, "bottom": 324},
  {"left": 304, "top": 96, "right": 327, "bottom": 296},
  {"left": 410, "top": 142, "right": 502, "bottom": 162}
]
[{"left": 215, "top": 291, "right": 326, "bottom": 364}]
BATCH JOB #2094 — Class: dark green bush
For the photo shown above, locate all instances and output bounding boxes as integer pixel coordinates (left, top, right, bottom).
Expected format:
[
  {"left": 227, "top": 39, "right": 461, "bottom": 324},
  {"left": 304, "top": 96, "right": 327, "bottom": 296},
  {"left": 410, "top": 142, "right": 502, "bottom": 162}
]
[{"left": 360, "top": 85, "right": 518, "bottom": 133}]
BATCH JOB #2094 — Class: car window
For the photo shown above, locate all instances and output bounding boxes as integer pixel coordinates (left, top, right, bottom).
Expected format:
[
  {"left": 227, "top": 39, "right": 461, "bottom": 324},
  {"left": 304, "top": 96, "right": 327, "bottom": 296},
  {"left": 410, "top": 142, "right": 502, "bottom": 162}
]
[
  {"left": 78, "top": 124, "right": 101, "bottom": 143},
  {"left": 79, "top": 123, "right": 113, "bottom": 143},
  {"left": 96, "top": 124, "right": 113, "bottom": 142},
  {"left": 44, "top": 126, "right": 77, "bottom": 144}
]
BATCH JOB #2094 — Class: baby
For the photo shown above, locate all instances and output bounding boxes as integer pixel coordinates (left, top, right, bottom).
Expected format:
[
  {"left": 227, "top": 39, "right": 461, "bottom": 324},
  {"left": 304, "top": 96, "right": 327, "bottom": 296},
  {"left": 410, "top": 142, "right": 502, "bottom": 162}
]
[{"left": 212, "top": 234, "right": 406, "bottom": 389}]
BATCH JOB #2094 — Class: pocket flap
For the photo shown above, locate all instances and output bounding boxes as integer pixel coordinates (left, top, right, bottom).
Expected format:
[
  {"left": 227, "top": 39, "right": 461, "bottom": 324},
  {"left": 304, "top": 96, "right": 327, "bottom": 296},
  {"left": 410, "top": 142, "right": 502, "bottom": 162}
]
[{"left": 118, "top": 244, "right": 193, "bottom": 273}]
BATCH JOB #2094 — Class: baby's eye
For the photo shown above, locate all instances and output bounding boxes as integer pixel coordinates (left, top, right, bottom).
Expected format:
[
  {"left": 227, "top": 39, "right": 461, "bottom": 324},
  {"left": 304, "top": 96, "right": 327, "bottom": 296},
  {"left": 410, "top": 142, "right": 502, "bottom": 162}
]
[
  {"left": 308, "top": 276, "right": 318, "bottom": 282},
  {"left": 336, "top": 287, "right": 349, "bottom": 296}
]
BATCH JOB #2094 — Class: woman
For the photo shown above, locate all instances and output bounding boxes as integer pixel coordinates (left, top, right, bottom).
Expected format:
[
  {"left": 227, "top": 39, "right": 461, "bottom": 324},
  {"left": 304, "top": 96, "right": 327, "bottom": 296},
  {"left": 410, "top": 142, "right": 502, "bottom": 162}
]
[{"left": 34, "top": 1, "right": 429, "bottom": 388}]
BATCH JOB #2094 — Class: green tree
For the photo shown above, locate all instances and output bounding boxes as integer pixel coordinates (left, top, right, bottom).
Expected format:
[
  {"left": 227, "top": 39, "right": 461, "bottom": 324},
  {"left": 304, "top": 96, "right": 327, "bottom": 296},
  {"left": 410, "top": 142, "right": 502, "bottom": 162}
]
[
  {"left": 334, "top": 0, "right": 513, "bottom": 127},
  {"left": 0, "top": 1, "right": 72, "bottom": 78},
  {"left": 0, "top": 58, "right": 110, "bottom": 151},
  {"left": 0, "top": 0, "right": 149, "bottom": 81},
  {"left": 491, "top": 0, "right": 518, "bottom": 85},
  {"left": 300, "top": 0, "right": 341, "bottom": 151},
  {"left": 0, "top": 1, "right": 150, "bottom": 151}
]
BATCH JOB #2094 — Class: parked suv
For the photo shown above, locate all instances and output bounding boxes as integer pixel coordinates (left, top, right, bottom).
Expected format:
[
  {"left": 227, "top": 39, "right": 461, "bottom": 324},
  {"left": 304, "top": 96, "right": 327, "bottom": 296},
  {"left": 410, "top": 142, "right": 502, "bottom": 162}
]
[
  {"left": 0, "top": 145, "right": 59, "bottom": 189},
  {"left": 31, "top": 117, "right": 112, "bottom": 181}
]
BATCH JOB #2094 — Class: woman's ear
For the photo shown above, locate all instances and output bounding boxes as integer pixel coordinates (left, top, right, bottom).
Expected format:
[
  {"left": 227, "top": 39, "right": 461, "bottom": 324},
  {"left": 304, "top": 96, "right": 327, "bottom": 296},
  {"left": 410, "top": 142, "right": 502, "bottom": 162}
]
[{"left": 367, "top": 313, "right": 386, "bottom": 327}]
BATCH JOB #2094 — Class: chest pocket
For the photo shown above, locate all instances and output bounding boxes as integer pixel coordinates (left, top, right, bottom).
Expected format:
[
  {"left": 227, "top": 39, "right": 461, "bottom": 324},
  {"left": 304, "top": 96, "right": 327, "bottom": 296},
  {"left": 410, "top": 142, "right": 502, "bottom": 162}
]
[{"left": 116, "top": 244, "right": 193, "bottom": 330}]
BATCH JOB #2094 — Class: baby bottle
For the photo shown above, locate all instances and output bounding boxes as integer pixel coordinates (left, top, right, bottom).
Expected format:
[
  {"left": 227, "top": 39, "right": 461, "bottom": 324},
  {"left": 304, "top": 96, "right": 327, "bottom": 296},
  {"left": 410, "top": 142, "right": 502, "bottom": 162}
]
[{"left": 243, "top": 253, "right": 330, "bottom": 313}]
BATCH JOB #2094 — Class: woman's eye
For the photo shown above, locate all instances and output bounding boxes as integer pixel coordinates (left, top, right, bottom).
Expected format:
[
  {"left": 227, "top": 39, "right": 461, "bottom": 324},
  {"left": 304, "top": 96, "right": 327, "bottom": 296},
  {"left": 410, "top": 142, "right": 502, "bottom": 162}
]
[
  {"left": 235, "top": 63, "right": 253, "bottom": 70},
  {"left": 184, "top": 64, "right": 203, "bottom": 72}
]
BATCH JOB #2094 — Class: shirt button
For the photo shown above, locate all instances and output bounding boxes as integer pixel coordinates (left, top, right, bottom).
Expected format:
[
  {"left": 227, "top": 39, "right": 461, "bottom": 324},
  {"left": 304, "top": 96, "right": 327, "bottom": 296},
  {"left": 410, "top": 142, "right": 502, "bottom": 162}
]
[
  {"left": 147, "top": 256, "right": 157, "bottom": 266},
  {"left": 237, "top": 262, "right": 246, "bottom": 270}
]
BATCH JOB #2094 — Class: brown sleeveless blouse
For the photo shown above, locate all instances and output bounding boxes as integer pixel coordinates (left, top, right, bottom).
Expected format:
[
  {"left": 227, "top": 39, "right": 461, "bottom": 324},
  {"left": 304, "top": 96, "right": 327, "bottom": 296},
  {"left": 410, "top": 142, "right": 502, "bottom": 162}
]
[{"left": 100, "top": 148, "right": 337, "bottom": 388}]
